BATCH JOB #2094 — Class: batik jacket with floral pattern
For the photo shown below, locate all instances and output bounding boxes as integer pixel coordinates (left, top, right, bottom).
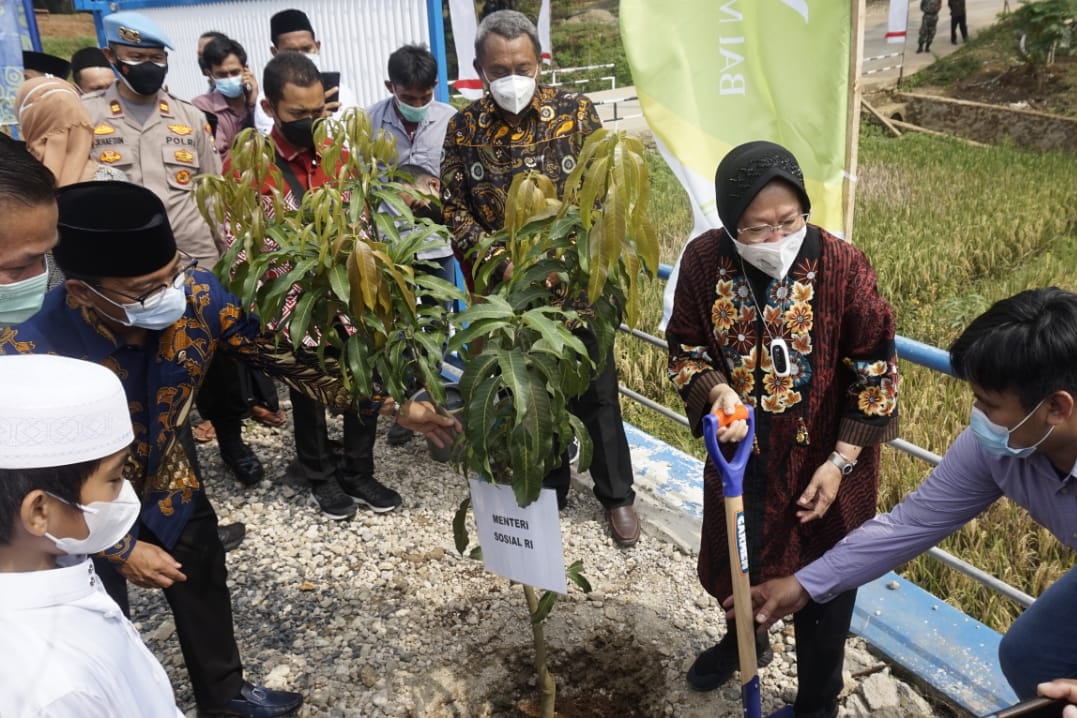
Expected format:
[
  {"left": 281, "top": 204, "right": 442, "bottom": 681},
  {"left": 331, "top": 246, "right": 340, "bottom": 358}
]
[
  {"left": 665, "top": 226, "right": 899, "bottom": 598},
  {"left": 0, "top": 267, "right": 351, "bottom": 559}
]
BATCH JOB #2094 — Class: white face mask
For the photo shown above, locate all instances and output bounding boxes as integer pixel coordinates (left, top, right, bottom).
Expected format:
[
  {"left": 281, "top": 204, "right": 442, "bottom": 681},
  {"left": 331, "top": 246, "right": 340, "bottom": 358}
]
[
  {"left": 486, "top": 71, "right": 536, "bottom": 114},
  {"left": 86, "top": 273, "right": 188, "bottom": 330},
  {"left": 733, "top": 225, "right": 807, "bottom": 280},
  {"left": 46, "top": 480, "right": 141, "bottom": 556}
]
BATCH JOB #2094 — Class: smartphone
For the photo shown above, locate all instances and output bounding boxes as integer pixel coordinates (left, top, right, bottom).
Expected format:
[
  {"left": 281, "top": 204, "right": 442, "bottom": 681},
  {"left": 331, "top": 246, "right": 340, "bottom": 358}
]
[
  {"left": 993, "top": 697, "right": 1070, "bottom": 718},
  {"left": 320, "top": 71, "right": 341, "bottom": 103}
]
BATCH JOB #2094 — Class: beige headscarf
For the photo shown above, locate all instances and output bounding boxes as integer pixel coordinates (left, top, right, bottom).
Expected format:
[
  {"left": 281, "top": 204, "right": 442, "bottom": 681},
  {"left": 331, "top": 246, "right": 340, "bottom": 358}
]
[{"left": 15, "top": 76, "right": 98, "bottom": 186}]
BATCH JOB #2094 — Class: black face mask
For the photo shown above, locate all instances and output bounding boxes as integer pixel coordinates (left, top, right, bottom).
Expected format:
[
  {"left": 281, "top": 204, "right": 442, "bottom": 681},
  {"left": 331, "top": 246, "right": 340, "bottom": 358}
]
[
  {"left": 115, "top": 60, "right": 168, "bottom": 96},
  {"left": 278, "top": 117, "right": 315, "bottom": 150}
]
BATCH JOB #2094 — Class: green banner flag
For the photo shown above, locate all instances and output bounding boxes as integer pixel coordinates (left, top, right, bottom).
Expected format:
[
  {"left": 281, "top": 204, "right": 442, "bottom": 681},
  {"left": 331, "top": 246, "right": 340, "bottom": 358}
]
[{"left": 621, "top": 0, "right": 854, "bottom": 236}]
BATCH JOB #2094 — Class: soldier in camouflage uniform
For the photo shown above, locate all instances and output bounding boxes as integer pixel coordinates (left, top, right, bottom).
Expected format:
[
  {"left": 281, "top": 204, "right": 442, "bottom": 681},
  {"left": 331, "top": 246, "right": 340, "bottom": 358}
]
[{"left": 917, "top": 0, "right": 941, "bottom": 53}]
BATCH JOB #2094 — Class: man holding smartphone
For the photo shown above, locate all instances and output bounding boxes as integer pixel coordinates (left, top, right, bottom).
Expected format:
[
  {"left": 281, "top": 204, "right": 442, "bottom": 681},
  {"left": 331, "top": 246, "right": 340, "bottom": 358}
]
[
  {"left": 193, "top": 35, "right": 259, "bottom": 161},
  {"left": 253, "top": 8, "right": 356, "bottom": 135}
]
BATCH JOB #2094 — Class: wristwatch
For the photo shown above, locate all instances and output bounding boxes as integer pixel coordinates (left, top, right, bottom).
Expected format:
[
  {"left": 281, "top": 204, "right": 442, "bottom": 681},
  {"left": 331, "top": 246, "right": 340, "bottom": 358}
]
[{"left": 828, "top": 450, "right": 857, "bottom": 476}]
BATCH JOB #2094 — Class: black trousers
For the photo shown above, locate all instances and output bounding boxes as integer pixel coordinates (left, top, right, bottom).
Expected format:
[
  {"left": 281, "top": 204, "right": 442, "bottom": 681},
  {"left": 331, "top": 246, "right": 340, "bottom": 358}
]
[
  {"left": 94, "top": 427, "right": 244, "bottom": 709},
  {"left": 289, "top": 388, "right": 377, "bottom": 482},
  {"left": 792, "top": 589, "right": 859, "bottom": 718},
  {"left": 543, "top": 328, "right": 635, "bottom": 509},
  {"left": 196, "top": 352, "right": 251, "bottom": 439},
  {"left": 951, "top": 13, "right": 968, "bottom": 41}
]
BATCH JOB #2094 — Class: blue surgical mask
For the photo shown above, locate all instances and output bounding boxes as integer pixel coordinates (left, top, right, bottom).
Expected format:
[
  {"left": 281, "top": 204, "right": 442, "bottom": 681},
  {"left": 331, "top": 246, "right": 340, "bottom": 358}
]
[
  {"left": 86, "top": 273, "right": 188, "bottom": 330},
  {"left": 969, "top": 399, "right": 1054, "bottom": 458},
  {"left": 214, "top": 75, "right": 245, "bottom": 99},
  {"left": 396, "top": 97, "right": 432, "bottom": 124},
  {"left": 0, "top": 267, "right": 49, "bottom": 325}
]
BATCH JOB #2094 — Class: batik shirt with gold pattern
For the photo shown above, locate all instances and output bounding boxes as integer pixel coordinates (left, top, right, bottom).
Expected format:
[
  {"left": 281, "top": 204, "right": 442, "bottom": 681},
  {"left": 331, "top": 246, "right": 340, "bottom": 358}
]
[
  {"left": 0, "top": 267, "right": 351, "bottom": 559},
  {"left": 441, "top": 84, "right": 602, "bottom": 275}
]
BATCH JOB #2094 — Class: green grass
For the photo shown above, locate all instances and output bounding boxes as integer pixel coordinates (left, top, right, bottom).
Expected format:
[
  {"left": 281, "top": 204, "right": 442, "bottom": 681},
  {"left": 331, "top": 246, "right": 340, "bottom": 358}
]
[
  {"left": 618, "top": 127, "right": 1077, "bottom": 633},
  {"left": 41, "top": 36, "right": 97, "bottom": 62}
]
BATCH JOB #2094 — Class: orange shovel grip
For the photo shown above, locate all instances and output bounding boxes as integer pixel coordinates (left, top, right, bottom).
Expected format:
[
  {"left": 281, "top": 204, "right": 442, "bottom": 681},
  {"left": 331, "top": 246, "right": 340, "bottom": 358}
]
[{"left": 714, "top": 403, "right": 749, "bottom": 428}]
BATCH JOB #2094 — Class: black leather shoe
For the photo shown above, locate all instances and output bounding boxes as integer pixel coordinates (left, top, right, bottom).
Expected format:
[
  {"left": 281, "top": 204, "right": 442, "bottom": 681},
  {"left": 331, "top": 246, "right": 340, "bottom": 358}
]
[
  {"left": 219, "top": 439, "right": 264, "bottom": 486},
  {"left": 687, "top": 631, "right": 773, "bottom": 692},
  {"left": 203, "top": 682, "right": 303, "bottom": 717},
  {"left": 217, "top": 522, "right": 246, "bottom": 552}
]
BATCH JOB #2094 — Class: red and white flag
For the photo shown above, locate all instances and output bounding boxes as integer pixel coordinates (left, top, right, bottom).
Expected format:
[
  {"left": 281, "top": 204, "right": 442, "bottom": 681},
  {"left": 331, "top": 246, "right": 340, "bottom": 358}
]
[
  {"left": 448, "top": 0, "right": 483, "bottom": 99},
  {"left": 537, "top": 0, "right": 553, "bottom": 64},
  {"left": 887, "top": 0, "right": 909, "bottom": 44}
]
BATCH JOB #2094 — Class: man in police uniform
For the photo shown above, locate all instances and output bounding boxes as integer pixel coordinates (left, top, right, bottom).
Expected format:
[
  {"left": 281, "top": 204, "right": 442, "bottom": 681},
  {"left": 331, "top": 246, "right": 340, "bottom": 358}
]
[
  {"left": 85, "top": 11, "right": 267, "bottom": 489},
  {"left": 85, "top": 12, "right": 220, "bottom": 267}
]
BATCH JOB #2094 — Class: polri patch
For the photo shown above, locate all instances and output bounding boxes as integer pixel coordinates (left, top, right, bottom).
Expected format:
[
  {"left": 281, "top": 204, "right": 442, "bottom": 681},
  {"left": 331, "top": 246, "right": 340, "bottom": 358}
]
[{"left": 175, "top": 169, "right": 192, "bottom": 185}]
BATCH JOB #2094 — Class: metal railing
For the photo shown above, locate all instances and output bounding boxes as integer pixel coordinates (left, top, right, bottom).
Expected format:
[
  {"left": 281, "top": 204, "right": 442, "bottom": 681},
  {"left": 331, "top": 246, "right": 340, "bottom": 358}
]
[
  {"left": 541, "top": 63, "right": 617, "bottom": 92},
  {"left": 615, "top": 262, "right": 1036, "bottom": 609}
]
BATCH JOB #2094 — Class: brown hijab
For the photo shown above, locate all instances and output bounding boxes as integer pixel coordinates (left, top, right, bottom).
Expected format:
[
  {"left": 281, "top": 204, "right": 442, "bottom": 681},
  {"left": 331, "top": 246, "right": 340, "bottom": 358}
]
[{"left": 15, "top": 76, "right": 97, "bottom": 186}]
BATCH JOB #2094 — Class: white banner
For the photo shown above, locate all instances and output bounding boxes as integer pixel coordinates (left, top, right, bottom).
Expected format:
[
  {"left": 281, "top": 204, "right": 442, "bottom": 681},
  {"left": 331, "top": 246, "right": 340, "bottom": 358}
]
[
  {"left": 538, "top": 0, "right": 552, "bottom": 64},
  {"left": 469, "top": 479, "right": 567, "bottom": 594},
  {"left": 887, "top": 0, "right": 909, "bottom": 44},
  {"left": 448, "top": 0, "right": 483, "bottom": 99}
]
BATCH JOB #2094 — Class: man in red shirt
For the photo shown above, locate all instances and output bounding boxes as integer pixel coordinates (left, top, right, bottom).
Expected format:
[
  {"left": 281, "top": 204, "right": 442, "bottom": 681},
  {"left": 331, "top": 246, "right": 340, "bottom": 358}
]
[{"left": 225, "top": 53, "right": 401, "bottom": 521}]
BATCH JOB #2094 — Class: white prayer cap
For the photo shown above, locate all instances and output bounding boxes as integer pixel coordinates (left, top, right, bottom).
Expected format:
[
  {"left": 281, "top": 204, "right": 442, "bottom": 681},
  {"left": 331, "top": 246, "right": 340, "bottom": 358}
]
[{"left": 0, "top": 355, "right": 133, "bottom": 469}]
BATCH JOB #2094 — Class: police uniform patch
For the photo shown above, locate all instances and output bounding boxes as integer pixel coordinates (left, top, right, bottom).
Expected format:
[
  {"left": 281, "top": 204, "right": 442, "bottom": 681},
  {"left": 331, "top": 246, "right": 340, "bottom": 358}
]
[
  {"left": 99, "top": 150, "right": 122, "bottom": 164},
  {"left": 168, "top": 124, "right": 193, "bottom": 136},
  {"left": 175, "top": 169, "right": 192, "bottom": 185},
  {"left": 93, "top": 124, "right": 115, "bottom": 136},
  {"left": 159, "top": 101, "right": 170, "bottom": 114},
  {"left": 109, "top": 100, "right": 122, "bottom": 116},
  {"left": 174, "top": 149, "right": 194, "bottom": 164},
  {"left": 118, "top": 26, "right": 142, "bottom": 44}
]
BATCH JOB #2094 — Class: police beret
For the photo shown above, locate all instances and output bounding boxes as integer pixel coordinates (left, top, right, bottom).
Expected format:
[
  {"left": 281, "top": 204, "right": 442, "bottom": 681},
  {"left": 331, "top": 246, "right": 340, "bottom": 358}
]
[
  {"left": 714, "top": 141, "right": 812, "bottom": 233},
  {"left": 271, "top": 9, "right": 315, "bottom": 45},
  {"left": 54, "top": 181, "right": 178, "bottom": 279},
  {"left": 22, "top": 51, "right": 71, "bottom": 79},
  {"left": 103, "top": 11, "right": 175, "bottom": 51}
]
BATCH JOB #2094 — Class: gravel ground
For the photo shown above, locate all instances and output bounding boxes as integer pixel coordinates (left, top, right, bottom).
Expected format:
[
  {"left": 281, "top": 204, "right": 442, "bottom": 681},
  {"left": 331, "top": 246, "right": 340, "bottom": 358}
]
[{"left": 129, "top": 408, "right": 950, "bottom": 717}]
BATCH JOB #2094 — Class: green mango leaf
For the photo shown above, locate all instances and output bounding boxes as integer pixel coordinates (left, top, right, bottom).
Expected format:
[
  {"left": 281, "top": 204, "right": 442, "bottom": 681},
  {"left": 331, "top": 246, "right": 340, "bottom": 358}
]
[
  {"left": 531, "top": 590, "right": 559, "bottom": 624},
  {"left": 566, "top": 559, "right": 593, "bottom": 593}
]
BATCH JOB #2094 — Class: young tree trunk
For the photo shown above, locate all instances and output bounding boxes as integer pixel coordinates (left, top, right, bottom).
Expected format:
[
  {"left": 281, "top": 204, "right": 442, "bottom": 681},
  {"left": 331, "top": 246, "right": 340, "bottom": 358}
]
[{"left": 523, "top": 584, "right": 556, "bottom": 718}]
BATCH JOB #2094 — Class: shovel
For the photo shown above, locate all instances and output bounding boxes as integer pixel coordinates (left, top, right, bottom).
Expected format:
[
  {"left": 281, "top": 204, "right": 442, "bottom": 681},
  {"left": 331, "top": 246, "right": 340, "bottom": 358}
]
[{"left": 703, "top": 406, "right": 795, "bottom": 718}]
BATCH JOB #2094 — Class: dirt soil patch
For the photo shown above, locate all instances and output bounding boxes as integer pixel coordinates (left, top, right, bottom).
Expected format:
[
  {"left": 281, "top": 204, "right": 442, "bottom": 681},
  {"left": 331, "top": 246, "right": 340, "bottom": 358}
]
[
  {"left": 942, "top": 56, "right": 1077, "bottom": 116},
  {"left": 33, "top": 11, "right": 95, "bottom": 40}
]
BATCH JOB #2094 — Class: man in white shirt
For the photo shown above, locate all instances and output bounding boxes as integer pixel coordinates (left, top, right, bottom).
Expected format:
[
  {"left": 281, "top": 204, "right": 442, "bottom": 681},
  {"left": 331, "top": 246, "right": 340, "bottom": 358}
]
[
  {"left": 253, "top": 8, "right": 359, "bottom": 135},
  {"left": 0, "top": 354, "right": 182, "bottom": 718}
]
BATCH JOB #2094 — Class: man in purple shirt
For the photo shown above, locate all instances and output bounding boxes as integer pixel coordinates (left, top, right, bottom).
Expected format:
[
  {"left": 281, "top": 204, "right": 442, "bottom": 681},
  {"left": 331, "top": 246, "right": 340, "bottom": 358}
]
[{"left": 747, "top": 287, "right": 1077, "bottom": 702}]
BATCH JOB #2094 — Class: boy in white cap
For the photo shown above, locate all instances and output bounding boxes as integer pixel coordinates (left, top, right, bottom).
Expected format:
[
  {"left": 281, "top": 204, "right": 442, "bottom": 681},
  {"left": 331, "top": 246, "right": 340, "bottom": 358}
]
[{"left": 0, "top": 354, "right": 182, "bottom": 717}]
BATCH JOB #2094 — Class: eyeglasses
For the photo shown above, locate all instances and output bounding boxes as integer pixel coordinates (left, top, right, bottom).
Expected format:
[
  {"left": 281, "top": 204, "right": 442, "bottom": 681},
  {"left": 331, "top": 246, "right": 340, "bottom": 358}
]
[
  {"left": 736, "top": 213, "right": 809, "bottom": 242},
  {"left": 102, "top": 256, "right": 197, "bottom": 308}
]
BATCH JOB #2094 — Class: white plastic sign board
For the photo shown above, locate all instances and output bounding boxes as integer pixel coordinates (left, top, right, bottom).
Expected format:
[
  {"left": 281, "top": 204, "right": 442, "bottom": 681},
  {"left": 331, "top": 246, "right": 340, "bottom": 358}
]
[{"left": 468, "top": 479, "right": 567, "bottom": 595}]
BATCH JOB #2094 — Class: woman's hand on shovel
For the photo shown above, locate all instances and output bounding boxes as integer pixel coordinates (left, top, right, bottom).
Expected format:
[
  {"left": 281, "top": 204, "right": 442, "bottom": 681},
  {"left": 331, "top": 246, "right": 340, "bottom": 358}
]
[
  {"left": 722, "top": 575, "right": 812, "bottom": 632},
  {"left": 708, "top": 383, "right": 749, "bottom": 443}
]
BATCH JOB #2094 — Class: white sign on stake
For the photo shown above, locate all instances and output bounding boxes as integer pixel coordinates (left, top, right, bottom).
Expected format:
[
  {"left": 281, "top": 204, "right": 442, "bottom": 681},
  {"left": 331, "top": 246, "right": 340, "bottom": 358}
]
[{"left": 468, "top": 479, "right": 567, "bottom": 595}]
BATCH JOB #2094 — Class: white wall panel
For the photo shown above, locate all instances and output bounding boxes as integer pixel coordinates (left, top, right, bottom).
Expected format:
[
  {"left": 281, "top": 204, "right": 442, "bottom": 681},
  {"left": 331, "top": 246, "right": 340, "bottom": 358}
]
[{"left": 136, "top": 0, "right": 429, "bottom": 108}]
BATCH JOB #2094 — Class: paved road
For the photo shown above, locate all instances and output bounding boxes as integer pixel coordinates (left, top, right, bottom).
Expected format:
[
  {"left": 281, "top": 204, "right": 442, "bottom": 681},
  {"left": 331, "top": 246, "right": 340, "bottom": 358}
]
[
  {"left": 862, "top": 0, "right": 1009, "bottom": 86},
  {"left": 587, "top": 0, "right": 1008, "bottom": 132}
]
